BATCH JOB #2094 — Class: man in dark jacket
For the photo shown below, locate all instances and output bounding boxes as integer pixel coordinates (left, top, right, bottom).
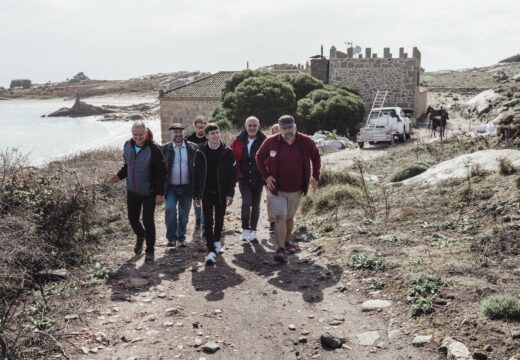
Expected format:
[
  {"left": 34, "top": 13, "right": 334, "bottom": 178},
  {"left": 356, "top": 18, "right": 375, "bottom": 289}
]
[
  {"left": 193, "top": 123, "right": 236, "bottom": 265},
  {"left": 161, "top": 123, "right": 198, "bottom": 247},
  {"left": 185, "top": 115, "right": 207, "bottom": 229},
  {"left": 109, "top": 121, "right": 167, "bottom": 263},
  {"left": 256, "top": 115, "right": 320, "bottom": 263},
  {"left": 230, "top": 116, "right": 266, "bottom": 243}
]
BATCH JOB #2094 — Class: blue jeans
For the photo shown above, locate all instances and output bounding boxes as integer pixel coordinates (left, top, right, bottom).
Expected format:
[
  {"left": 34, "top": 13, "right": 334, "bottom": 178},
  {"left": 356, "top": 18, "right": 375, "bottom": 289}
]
[
  {"left": 165, "top": 185, "right": 192, "bottom": 242},
  {"left": 194, "top": 201, "right": 204, "bottom": 224}
]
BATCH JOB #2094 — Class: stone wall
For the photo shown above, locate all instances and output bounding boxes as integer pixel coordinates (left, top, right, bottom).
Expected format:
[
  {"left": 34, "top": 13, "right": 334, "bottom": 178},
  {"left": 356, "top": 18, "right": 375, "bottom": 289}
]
[
  {"left": 159, "top": 98, "right": 220, "bottom": 144},
  {"left": 312, "top": 46, "right": 426, "bottom": 116},
  {"left": 10, "top": 79, "right": 31, "bottom": 89}
]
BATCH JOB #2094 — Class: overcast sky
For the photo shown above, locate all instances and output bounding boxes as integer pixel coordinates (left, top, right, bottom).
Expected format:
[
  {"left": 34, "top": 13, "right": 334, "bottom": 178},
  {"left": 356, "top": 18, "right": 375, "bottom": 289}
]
[{"left": 1, "top": 0, "right": 518, "bottom": 87}]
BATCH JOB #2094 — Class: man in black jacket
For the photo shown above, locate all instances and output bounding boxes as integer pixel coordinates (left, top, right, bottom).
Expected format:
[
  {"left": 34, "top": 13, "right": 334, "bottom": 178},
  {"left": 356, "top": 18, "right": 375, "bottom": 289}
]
[
  {"left": 185, "top": 115, "right": 207, "bottom": 229},
  {"left": 230, "top": 116, "right": 266, "bottom": 243},
  {"left": 161, "top": 123, "right": 198, "bottom": 247},
  {"left": 193, "top": 123, "right": 236, "bottom": 264},
  {"left": 109, "top": 121, "right": 166, "bottom": 263}
]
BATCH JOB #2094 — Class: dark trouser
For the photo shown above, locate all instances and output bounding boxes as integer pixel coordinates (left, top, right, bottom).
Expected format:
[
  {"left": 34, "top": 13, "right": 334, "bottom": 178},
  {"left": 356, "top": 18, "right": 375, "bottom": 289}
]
[
  {"left": 127, "top": 191, "right": 156, "bottom": 254},
  {"left": 202, "top": 190, "right": 227, "bottom": 253},
  {"left": 239, "top": 179, "right": 263, "bottom": 230}
]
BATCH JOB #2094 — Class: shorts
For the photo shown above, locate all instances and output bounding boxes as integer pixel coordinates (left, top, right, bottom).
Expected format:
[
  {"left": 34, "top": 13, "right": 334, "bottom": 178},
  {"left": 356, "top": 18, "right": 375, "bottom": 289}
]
[{"left": 267, "top": 190, "right": 303, "bottom": 219}]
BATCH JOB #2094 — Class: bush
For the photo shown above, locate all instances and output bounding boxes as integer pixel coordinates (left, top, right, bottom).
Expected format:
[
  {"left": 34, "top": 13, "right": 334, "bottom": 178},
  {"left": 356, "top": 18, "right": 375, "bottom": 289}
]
[
  {"left": 412, "top": 297, "right": 434, "bottom": 317},
  {"left": 408, "top": 274, "right": 454, "bottom": 298},
  {"left": 282, "top": 73, "right": 324, "bottom": 101},
  {"left": 481, "top": 294, "right": 520, "bottom": 321},
  {"left": 388, "top": 164, "right": 428, "bottom": 182},
  {"left": 498, "top": 157, "right": 516, "bottom": 175},
  {"left": 348, "top": 253, "right": 384, "bottom": 270},
  {"left": 301, "top": 184, "right": 360, "bottom": 214},
  {"left": 319, "top": 169, "right": 361, "bottom": 187}
]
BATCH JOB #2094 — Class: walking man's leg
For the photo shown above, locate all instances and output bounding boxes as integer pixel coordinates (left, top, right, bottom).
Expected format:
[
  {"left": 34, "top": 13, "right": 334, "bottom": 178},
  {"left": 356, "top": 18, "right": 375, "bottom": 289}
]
[
  {"left": 213, "top": 192, "right": 227, "bottom": 253},
  {"left": 239, "top": 179, "right": 253, "bottom": 242},
  {"left": 177, "top": 187, "right": 192, "bottom": 245},
  {"left": 249, "top": 184, "right": 263, "bottom": 241},
  {"left": 142, "top": 194, "right": 157, "bottom": 261},
  {"left": 164, "top": 187, "right": 179, "bottom": 246},
  {"left": 202, "top": 193, "right": 216, "bottom": 263},
  {"left": 127, "top": 191, "right": 145, "bottom": 254}
]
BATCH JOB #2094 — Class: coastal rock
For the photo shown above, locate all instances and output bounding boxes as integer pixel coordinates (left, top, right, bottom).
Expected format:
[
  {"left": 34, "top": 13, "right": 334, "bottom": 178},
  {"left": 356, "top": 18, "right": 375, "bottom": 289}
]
[
  {"left": 48, "top": 95, "right": 114, "bottom": 117},
  {"left": 439, "top": 337, "right": 471, "bottom": 360}
]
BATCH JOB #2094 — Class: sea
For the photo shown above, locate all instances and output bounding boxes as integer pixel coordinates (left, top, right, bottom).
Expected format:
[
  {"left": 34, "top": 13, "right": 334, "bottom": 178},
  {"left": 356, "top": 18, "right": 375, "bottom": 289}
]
[{"left": 0, "top": 95, "right": 160, "bottom": 166}]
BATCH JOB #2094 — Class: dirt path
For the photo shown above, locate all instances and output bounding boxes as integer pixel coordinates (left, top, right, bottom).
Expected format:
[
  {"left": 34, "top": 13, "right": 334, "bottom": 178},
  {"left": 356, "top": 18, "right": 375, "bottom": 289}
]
[{"left": 64, "top": 176, "right": 444, "bottom": 359}]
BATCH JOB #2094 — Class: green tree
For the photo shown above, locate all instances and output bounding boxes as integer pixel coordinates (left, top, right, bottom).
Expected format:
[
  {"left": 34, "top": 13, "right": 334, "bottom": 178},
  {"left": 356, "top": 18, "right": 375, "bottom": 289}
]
[
  {"left": 231, "top": 76, "right": 296, "bottom": 126},
  {"left": 283, "top": 73, "right": 324, "bottom": 101}
]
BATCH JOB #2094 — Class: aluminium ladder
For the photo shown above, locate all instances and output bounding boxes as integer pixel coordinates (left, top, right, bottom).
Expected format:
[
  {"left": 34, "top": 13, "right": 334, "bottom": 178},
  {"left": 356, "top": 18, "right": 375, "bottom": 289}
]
[{"left": 365, "top": 90, "right": 388, "bottom": 127}]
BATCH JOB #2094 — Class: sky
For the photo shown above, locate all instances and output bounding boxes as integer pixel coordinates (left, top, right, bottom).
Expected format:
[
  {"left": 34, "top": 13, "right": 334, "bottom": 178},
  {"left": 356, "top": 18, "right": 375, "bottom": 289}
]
[{"left": 0, "top": 0, "right": 518, "bottom": 87}]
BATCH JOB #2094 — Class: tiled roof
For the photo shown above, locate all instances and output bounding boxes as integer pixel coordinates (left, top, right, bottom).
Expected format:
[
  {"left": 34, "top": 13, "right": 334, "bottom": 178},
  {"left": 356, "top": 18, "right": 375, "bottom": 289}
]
[{"left": 160, "top": 70, "right": 305, "bottom": 100}]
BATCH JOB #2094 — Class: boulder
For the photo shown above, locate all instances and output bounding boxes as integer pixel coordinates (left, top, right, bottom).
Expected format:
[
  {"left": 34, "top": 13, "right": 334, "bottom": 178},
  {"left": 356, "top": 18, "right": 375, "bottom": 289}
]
[
  {"left": 48, "top": 95, "right": 114, "bottom": 117},
  {"left": 492, "top": 70, "right": 508, "bottom": 82},
  {"left": 464, "top": 89, "right": 504, "bottom": 115},
  {"left": 439, "top": 337, "right": 471, "bottom": 360},
  {"left": 320, "top": 333, "right": 344, "bottom": 349},
  {"left": 513, "top": 73, "right": 520, "bottom": 82}
]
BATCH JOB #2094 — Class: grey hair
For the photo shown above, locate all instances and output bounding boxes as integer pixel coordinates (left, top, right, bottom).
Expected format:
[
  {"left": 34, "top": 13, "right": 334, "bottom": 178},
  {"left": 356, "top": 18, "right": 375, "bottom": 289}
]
[{"left": 131, "top": 120, "right": 147, "bottom": 131}]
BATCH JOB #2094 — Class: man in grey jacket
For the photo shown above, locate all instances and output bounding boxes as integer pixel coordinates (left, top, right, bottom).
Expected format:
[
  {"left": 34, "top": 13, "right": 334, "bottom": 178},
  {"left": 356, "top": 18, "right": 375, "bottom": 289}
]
[
  {"left": 109, "top": 121, "right": 166, "bottom": 263},
  {"left": 161, "top": 123, "right": 198, "bottom": 247}
]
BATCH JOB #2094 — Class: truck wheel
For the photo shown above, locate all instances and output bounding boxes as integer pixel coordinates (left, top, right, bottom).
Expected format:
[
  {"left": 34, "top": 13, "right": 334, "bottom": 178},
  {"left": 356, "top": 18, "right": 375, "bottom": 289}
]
[
  {"left": 358, "top": 142, "right": 365, "bottom": 149},
  {"left": 402, "top": 131, "right": 407, "bottom": 142}
]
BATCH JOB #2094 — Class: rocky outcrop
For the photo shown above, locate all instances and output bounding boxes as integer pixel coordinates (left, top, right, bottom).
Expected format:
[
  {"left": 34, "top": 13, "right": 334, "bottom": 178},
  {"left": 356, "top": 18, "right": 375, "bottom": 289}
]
[
  {"left": 499, "top": 54, "right": 520, "bottom": 63},
  {"left": 68, "top": 72, "right": 90, "bottom": 83},
  {"left": 464, "top": 89, "right": 504, "bottom": 115},
  {"left": 48, "top": 95, "right": 114, "bottom": 117},
  {"left": 10, "top": 79, "right": 31, "bottom": 89},
  {"left": 492, "top": 70, "right": 508, "bottom": 82}
]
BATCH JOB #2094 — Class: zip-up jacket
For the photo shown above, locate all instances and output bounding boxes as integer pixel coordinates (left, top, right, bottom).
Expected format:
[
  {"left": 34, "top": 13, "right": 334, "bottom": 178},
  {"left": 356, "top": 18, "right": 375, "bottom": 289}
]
[
  {"left": 161, "top": 140, "right": 198, "bottom": 194},
  {"left": 256, "top": 132, "right": 321, "bottom": 196},
  {"left": 230, "top": 129, "right": 266, "bottom": 182},
  {"left": 193, "top": 141, "right": 236, "bottom": 202},
  {"left": 116, "top": 139, "right": 166, "bottom": 196}
]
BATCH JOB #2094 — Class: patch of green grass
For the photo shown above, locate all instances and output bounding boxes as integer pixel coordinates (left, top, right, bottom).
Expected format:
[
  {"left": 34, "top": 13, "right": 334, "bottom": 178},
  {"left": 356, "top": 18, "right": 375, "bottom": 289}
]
[
  {"left": 481, "top": 294, "right": 520, "bottom": 321},
  {"left": 409, "top": 257, "right": 430, "bottom": 266},
  {"left": 377, "top": 234, "right": 402, "bottom": 243},
  {"left": 90, "top": 266, "right": 110, "bottom": 281},
  {"left": 29, "top": 316, "right": 55, "bottom": 330},
  {"left": 348, "top": 253, "right": 384, "bottom": 271},
  {"left": 408, "top": 274, "right": 454, "bottom": 298},
  {"left": 319, "top": 169, "right": 361, "bottom": 187},
  {"left": 365, "top": 278, "right": 385, "bottom": 290},
  {"left": 303, "top": 184, "right": 360, "bottom": 215},
  {"left": 441, "top": 220, "right": 457, "bottom": 230},
  {"left": 28, "top": 302, "right": 46, "bottom": 317},
  {"left": 388, "top": 164, "right": 428, "bottom": 183},
  {"left": 428, "top": 234, "right": 456, "bottom": 248},
  {"left": 412, "top": 297, "right": 434, "bottom": 317}
]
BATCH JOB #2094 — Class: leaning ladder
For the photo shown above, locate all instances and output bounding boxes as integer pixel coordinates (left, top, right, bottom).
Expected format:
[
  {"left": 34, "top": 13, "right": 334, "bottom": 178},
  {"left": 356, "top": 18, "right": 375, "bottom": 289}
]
[{"left": 366, "top": 90, "right": 388, "bottom": 126}]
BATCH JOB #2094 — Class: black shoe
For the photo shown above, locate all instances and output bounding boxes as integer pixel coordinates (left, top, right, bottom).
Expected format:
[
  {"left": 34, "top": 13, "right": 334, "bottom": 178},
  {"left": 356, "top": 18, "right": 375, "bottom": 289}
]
[
  {"left": 167, "top": 240, "right": 176, "bottom": 248},
  {"left": 195, "top": 219, "right": 201, "bottom": 230},
  {"left": 269, "top": 222, "right": 275, "bottom": 233},
  {"left": 134, "top": 237, "right": 144, "bottom": 255},
  {"left": 178, "top": 239, "right": 187, "bottom": 247},
  {"left": 145, "top": 252, "right": 155, "bottom": 263}
]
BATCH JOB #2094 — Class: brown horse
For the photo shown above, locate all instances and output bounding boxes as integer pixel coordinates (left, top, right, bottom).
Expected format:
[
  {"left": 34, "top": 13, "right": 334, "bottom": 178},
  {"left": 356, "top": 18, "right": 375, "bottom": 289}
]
[{"left": 426, "top": 106, "right": 449, "bottom": 140}]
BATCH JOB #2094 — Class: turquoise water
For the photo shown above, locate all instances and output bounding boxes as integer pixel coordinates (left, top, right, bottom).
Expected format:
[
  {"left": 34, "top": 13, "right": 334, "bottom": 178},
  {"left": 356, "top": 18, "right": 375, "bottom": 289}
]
[{"left": 0, "top": 98, "right": 159, "bottom": 166}]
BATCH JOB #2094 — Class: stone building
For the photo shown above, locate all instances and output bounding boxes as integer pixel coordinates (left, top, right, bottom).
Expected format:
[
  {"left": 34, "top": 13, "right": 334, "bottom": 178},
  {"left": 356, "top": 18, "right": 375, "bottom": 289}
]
[
  {"left": 158, "top": 70, "right": 303, "bottom": 144},
  {"left": 311, "top": 46, "right": 427, "bottom": 117}
]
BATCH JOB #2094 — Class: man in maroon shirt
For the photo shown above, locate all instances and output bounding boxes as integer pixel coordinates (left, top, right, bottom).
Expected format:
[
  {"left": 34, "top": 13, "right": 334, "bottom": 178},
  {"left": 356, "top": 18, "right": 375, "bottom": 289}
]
[{"left": 256, "top": 115, "right": 321, "bottom": 262}]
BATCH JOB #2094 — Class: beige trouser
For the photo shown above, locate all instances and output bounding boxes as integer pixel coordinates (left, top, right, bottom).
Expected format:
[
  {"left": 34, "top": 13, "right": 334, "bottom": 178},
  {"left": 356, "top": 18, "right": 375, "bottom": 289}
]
[{"left": 266, "top": 190, "right": 303, "bottom": 219}]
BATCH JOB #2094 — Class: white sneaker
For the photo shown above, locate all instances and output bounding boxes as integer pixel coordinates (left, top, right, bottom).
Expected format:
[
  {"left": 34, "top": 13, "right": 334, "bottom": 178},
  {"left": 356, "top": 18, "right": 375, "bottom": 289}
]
[
  {"left": 249, "top": 230, "right": 258, "bottom": 242},
  {"left": 242, "top": 229, "right": 251, "bottom": 242},
  {"left": 214, "top": 241, "right": 224, "bottom": 254},
  {"left": 205, "top": 252, "right": 217, "bottom": 264}
]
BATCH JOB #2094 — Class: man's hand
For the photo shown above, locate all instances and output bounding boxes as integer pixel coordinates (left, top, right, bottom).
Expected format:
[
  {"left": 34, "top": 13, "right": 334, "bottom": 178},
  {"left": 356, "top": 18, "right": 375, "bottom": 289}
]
[
  {"left": 265, "top": 176, "right": 276, "bottom": 192},
  {"left": 226, "top": 196, "right": 233, "bottom": 206},
  {"left": 193, "top": 199, "right": 201, "bottom": 208},
  {"left": 108, "top": 174, "right": 119, "bottom": 183},
  {"left": 155, "top": 195, "right": 164, "bottom": 206},
  {"left": 310, "top": 177, "right": 319, "bottom": 190}
]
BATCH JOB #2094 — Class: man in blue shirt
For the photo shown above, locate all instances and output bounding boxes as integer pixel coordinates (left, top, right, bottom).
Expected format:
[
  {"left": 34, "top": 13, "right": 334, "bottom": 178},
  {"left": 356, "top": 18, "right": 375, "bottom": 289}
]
[{"left": 162, "top": 123, "right": 198, "bottom": 247}]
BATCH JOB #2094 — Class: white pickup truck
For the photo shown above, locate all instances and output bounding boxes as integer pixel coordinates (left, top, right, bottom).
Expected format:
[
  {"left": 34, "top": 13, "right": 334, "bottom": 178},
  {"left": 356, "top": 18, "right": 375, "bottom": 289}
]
[{"left": 357, "top": 107, "right": 411, "bottom": 148}]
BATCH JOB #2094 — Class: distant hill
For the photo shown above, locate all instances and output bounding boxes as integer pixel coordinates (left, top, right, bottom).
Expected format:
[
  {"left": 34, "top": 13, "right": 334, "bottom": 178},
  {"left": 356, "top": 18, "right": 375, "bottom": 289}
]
[{"left": 499, "top": 54, "right": 520, "bottom": 63}]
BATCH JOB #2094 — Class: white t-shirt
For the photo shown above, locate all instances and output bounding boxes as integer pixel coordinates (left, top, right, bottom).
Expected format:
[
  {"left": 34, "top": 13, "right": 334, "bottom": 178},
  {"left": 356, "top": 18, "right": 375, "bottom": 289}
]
[{"left": 247, "top": 138, "right": 255, "bottom": 156}]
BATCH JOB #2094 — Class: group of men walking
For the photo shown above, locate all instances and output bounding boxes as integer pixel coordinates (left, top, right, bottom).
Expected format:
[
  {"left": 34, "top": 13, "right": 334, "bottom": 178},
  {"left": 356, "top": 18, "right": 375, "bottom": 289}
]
[{"left": 109, "top": 114, "right": 321, "bottom": 265}]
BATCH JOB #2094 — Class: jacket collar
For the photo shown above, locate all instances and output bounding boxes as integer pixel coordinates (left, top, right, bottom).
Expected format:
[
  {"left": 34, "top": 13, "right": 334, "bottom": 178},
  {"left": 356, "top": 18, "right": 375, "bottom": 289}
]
[{"left": 236, "top": 129, "right": 266, "bottom": 143}]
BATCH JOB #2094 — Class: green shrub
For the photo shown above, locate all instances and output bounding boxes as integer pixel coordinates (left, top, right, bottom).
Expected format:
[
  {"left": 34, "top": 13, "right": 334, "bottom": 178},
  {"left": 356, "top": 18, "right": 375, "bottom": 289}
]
[
  {"left": 348, "top": 253, "right": 384, "bottom": 270},
  {"left": 481, "top": 294, "right": 520, "bottom": 321},
  {"left": 408, "top": 274, "right": 454, "bottom": 298},
  {"left": 412, "top": 297, "right": 434, "bottom": 317},
  {"left": 365, "top": 278, "right": 385, "bottom": 290},
  {"left": 319, "top": 169, "right": 360, "bottom": 187},
  {"left": 388, "top": 164, "right": 428, "bottom": 182}
]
